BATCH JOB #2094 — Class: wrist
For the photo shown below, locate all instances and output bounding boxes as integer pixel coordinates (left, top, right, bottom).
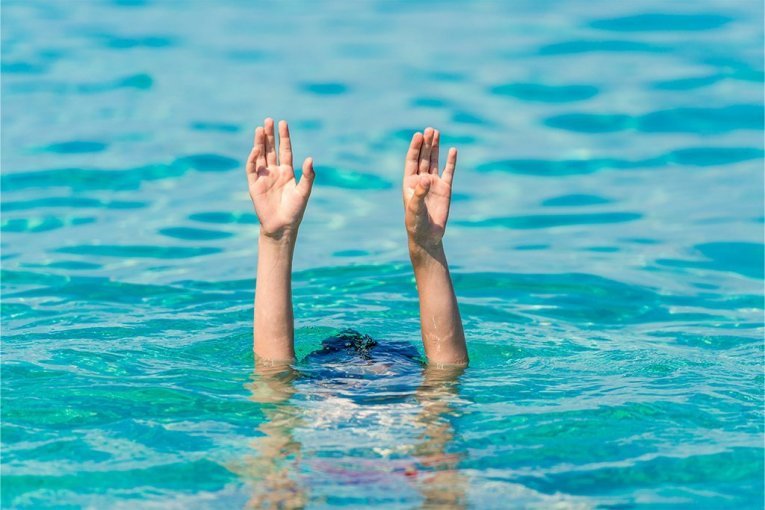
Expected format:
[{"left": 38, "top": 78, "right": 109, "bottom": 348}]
[
  {"left": 259, "top": 227, "right": 298, "bottom": 246},
  {"left": 408, "top": 237, "right": 446, "bottom": 266},
  {"left": 258, "top": 230, "right": 298, "bottom": 260}
]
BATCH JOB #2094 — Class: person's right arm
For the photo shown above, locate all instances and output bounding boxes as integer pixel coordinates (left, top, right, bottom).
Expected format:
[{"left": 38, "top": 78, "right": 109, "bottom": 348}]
[{"left": 246, "top": 118, "right": 315, "bottom": 362}]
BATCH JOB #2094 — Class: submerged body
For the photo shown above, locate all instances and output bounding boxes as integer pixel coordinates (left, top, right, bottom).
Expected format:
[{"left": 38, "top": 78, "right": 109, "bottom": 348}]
[
  {"left": 241, "top": 119, "right": 468, "bottom": 506},
  {"left": 244, "top": 330, "right": 466, "bottom": 508}
]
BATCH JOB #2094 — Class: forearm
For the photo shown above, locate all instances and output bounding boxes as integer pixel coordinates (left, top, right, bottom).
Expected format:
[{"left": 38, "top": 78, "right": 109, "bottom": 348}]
[
  {"left": 254, "top": 232, "right": 297, "bottom": 361},
  {"left": 409, "top": 240, "right": 468, "bottom": 365}
]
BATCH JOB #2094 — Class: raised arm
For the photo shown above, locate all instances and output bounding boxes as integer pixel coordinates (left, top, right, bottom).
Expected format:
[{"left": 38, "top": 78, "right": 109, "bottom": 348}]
[
  {"left": 246, "top": 118, "right": 315, "bottom": 361},
  {"left": 402, "top": 128, "right": 468, "bottom": 366}
]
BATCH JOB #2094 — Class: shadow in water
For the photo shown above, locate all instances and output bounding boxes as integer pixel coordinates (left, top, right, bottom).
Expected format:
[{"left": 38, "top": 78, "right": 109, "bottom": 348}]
[
  {"left": 239, "top": 362, "right": 306, "bottom": 509},
  {"left": 412, "top": 364, "right": 468, "bottom": 509}
]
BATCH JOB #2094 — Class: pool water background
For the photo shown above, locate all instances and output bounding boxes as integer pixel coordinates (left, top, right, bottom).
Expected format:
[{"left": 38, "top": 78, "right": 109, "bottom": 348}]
[{"left": 1, "top": 0, "right": 764, "bottom": 508}]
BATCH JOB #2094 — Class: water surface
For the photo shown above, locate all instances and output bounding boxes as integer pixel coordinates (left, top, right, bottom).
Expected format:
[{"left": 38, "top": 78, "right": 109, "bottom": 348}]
[{"left": 2, "top": 0, "right": 763, "bottom": 508}]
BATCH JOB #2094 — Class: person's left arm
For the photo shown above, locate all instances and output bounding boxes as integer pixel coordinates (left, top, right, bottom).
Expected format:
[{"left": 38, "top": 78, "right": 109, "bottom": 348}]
[{"left": 402, "top": 128, "right": 468, "bottom": 366}]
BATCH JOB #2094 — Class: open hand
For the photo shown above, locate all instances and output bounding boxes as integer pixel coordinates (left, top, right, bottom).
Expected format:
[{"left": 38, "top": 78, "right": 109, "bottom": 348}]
[
  {"left": 402, "top": 127, "right": 458, "bottom": 250},
  {"left": 246, "top": 118, "right": 315, "bottom": 241}
]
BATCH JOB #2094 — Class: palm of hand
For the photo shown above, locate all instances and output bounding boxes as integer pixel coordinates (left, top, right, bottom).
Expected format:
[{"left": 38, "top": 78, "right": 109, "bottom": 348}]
[
  {"left": 246, "top": 119, "right": 314, "bottom": 239},
  {"left": 402, "top": 128, "right": 458, "bottom": 247},
  {"left": 250, "top": 164, "right": 305, "bottom": 235},
  {"left": 403, "top": 173, "right": 451, "bottom": 240}
]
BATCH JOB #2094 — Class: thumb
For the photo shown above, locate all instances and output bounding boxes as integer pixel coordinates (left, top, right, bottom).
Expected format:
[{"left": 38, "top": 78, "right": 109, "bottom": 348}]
[
  {"left": 408, "top": 175, "right": 431, "bottom": 215},
  {"left": 297, "top": 157, "right": 315, "bottom": 198}
]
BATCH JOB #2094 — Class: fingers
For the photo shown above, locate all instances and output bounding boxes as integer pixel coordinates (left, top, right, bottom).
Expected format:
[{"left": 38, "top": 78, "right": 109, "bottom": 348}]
[
  {"left": 429, "top": 129, "right": 440, "bottom": 175},
  {"left": 418, "top": 127, "right": 434, "bottom": 175},
  {"left": 255, "top": 127, "right": 267, "bottom": 170},
  {"left": 407, "top": 174, "right": 432, "bottom": 215},
  {"left": 405, "top": 132, "right": 423, "bottom": 176},
  {"left": 278, "top": 120, "right": 293, "bottom": 168},
  {"left": 264, "top": 118, "right": 277, "bottom": 166},
  {"left": 442, "top": 147, "right": 458, "bottom": 186},
  {"left": 246, "top": 145, "right": 259, "bottom": 181},
  {"left": 246, "top": 126, "right": 260, "bottom": 176},
  {"left": 297, "top": 157, "right": 315, "bottom": 198}
]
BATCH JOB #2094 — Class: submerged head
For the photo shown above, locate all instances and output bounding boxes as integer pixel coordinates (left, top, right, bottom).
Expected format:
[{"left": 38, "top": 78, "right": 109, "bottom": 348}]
[{"left": 300, "top": 330, "right": 424, "bottom": 403}]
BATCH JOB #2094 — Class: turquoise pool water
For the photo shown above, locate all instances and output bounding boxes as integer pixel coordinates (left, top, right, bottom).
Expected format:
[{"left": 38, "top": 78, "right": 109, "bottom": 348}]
[{"left": 2, "top": 0, "right": 764, "bottom": 508}]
